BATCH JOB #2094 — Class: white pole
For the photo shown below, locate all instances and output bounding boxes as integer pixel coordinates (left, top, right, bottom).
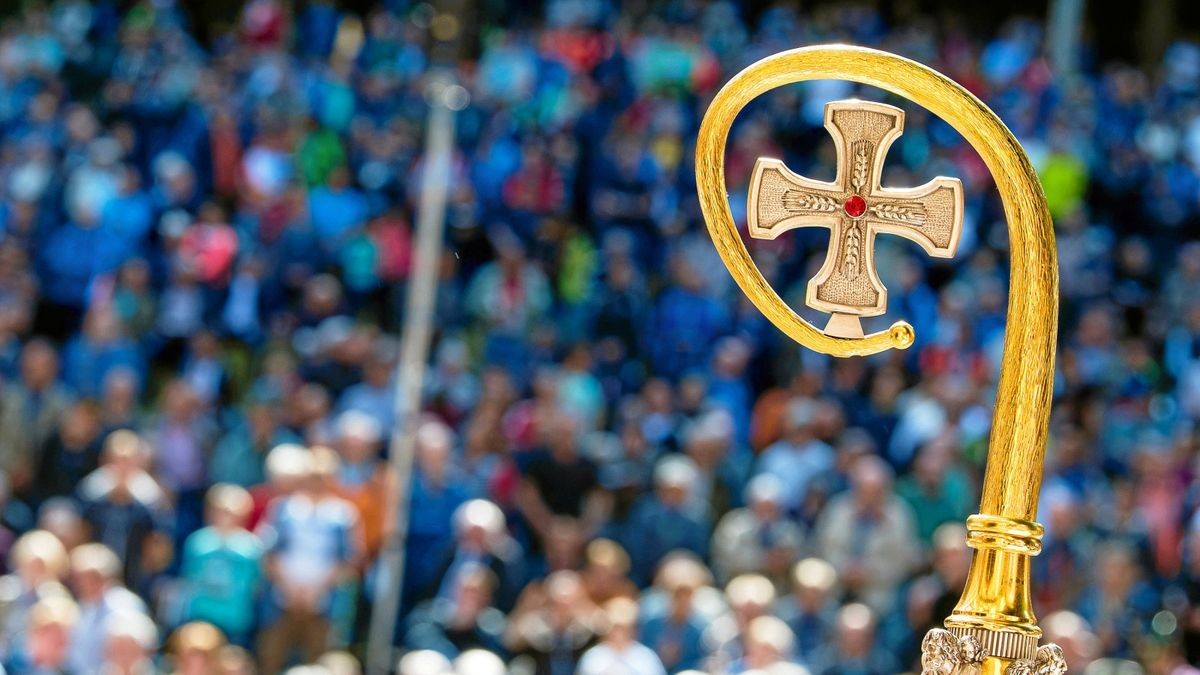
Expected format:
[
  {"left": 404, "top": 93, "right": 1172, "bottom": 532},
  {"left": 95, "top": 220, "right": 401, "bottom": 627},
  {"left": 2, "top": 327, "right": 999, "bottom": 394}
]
[
  {"left": 365, "top": 74, "right": 465, "bottom": 675},
  {"left": 1047, "top": 0, "right": 1086, "bottom": 78}
]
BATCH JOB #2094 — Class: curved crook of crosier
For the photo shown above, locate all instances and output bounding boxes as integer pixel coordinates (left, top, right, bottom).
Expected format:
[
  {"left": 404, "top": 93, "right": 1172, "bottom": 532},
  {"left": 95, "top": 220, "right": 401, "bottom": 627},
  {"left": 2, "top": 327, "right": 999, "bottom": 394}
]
[{"left": 695, "top": 44, "right": 1058, "bottom": 521}]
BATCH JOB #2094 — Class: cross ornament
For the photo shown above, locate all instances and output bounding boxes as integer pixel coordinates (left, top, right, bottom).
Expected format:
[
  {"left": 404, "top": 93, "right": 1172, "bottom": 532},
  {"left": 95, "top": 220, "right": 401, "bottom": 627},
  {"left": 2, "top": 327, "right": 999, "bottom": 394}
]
[{"left": 747, "top": 100, "right": 964, "bottom": 339}]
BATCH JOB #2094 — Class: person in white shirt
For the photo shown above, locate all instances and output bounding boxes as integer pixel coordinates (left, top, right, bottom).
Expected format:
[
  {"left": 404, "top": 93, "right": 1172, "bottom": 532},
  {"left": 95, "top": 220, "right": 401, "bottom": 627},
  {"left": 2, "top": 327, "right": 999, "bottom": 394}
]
[
  {"left": 578, "top": 597, "right": 666, "bottom": 675},
  {"left": 67, "top": 543, "right": 147, "bottom": 675}
]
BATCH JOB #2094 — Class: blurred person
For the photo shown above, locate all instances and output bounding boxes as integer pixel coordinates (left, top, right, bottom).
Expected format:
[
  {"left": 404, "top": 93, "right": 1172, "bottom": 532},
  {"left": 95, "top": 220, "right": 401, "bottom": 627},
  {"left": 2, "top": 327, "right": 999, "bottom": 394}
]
[
  {"left": 146, "top": 378, "right": 217, "bottom": 539},
  {"left": 813, "top": 455, "right": 920, "bottom": 613},
  {"left": 36, "top": 499, "right": 86, "bottom": 553},
  {"left": 66, "top": 543, "right": 147, "bottom": 674},
  {"left": 681, "top": 410, "right": 748, "bottom": 524},
  {"left": 32, "top": 400, "right": 104, "bottom": 505},
  {"left": 37, "top": 214, "right": 128, "bottom": 339},
  {"left": 427, "top": 338, "right": 479, "bottom": 429},
  {"left": 407, "top": 420, "right": 471, "bottom": 596},
  {"left": 179, "top": 330, "right": 231, "bottom": 407},
  {"left": 730, "top": 615, "right": 808, "bottom": 675},
  {"left": 1035, "top": 486, "right": 1095, "bottom": 611},
  {"left": 99, "top": 611, "right": 158, "bottom": 675},
  {"left": 308, "top": 166, "right": 369, "bottom": 255},
  {"left": 705, "top": 574, "right": 777, "bottom": 671},
  {"left": 458, "top": 410, "right": 517, "bottom": 508},
  {"left": 155, "top": 264, "right": 207, "bottom": 356},
  {"left": 0, "top": 530, "right": 70, "bottom": 663},
  {"left": 335, "top": 345, "right": 396, "bottom": 433},
  {"left": 640, "top": 557, "right": 710, "bottom": 673},
  {"left": 708, "top": 337, "right": 754, "bottom": 444},
  {"left": 774, "top": 559, "right": 839, "bottom": 664},
  {"left": 0, "top": 339, "right": 73, "bottom": 493},
  {"left": 579, "top": 597, "right": 666, "bottom": 675},
  {"left": 330, "top": 411, "right": 386, "bottom": 560},
  {"left": 580, "top": 538, "right": 638, "bottom": 606},
  {"left": 622, "top": 455, "right": 711, "bottom": 585},
  {"left": 821, "top": 429, "right": 877, "bottom": 512},
  {"left": 886, "top": 378, "right": 948, "bottom": 470},
  {"left": 856, "top": 367, "right": 906, "bottom": 457},
  {"left": 557, "top": 343, "right": 605, "bottom": 430},
  {"left": 403, "top": 562, "right": 507, "bottom": 658},
  {"left": 590, "top": 253, "right": 650, "bottom": 370},
  {"left": 597, "top": 419, "right": 659, "bottom": 520},
  {"left": 256, "top": 447, "right": 363, "bottom": 674},
  {"left": 1075, "top": 542, "right": 1158, "bottom": 659},
  {"left": 179, "top": 484, "right": 264, "bottom": 646},
  {"left": 99, "top": 367, "right": 141, "bottom": 434},
  {"left": 62, "top": 307, "right": 145, "bottom": 400},
  {"left": 500, "top": 368, "right": 560, "bottom": 455},
  {"left": 711, "top": 474, "right": 804, "bottom": 585},
  {"left": 465, "top": 229, "right": 552, "bottom": 380},
  {"left": 1041, "top": 611, "right": 1100, "bottom": 673},
  {"left": 214, "top": 645, "right": 257, "bottom": 675},
  {"left": 755, "top": 399, "right": 835, "bottom": 512},
  {"left": 247, "top": 443, "right": 311, "bottom": 530},
  {"left": 926, "top": 524, "right": 973, "bottom": 631},
  {"left": 510, "top": 517, "right": 585, "bottom": 609},
  {"left": 749, "top": 372, "right": 822, "bottom": 454},
  {"left": 884, "top": 575, "right": 944, "bottom": 669},
  {"left": 178, "top": 204, "right": 239, "bottom": 289},
  {"left": 807, "top": 603, "right": 896, "bottom": 675},
  {"left": 110, "top": 259, "right": 156, "bottom": 341},
  {"left": 6, "top": 595, "right": 79, "bottom": 675},
  {"left": 168, "top": 622, "right": 227, "bottom": 675},
  {"left": 210, "top": 394, "right": 301, "bottom": 488},
  {"left": 425, "top": 499, "right": 522, "bottom": 612},
  {"left": 77, "top": 431, "right": 172, "bottom": 590},
  {"left": 505, "top": 570, "right": 601, "bottom": 675},
  {"left": 517, "top": 410, "right": 611, "bottom": 543},
  {"left": 896, "top": 433, "right": 974, "bottom": 543},
  {"left": 647, "top": 253, "right": 729, "bottom": 379},
  {"left": 221, "top": 257, "right": 269, "bottom": 345}
]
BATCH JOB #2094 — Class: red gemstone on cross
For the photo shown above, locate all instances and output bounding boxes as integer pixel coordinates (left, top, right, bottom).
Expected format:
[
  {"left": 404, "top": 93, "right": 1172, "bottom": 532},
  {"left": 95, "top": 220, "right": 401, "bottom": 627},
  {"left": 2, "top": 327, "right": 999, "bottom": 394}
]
[{"left": 844, "top": 195, "right": 867, "bottom": 218}]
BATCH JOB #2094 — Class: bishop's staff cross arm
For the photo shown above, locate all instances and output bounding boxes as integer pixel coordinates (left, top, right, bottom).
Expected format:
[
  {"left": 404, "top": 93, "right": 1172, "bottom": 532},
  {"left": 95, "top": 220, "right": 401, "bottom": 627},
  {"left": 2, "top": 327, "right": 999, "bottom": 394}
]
[{"left": 747, "top": 100, "right": 964, "bottom": 339}]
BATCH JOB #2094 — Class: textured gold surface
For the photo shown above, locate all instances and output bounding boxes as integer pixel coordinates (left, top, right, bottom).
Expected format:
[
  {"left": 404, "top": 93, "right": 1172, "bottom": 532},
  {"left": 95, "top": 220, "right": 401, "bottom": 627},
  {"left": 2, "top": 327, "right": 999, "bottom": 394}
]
[
  {"left": 747, "top": 101, "right": 963, "bottom": 332},
  {"left": 695, "top": 44, "right": 1060, "bottom": 668},
  {"left": 695, "top": 44, "right": 1058, "bottom": 520}
]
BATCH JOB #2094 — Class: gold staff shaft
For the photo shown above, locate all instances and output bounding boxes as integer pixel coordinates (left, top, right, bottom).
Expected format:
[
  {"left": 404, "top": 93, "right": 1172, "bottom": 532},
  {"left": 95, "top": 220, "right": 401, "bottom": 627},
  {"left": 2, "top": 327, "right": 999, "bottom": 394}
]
[{"left": 695, "top": 45, "right": 1059, "bottom": 668}]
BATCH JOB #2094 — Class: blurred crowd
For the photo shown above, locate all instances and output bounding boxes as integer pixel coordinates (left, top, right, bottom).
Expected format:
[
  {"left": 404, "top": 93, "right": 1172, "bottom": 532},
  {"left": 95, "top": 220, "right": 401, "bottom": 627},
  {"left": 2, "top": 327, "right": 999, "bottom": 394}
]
[{"left": 0, "top": 0, "right": 1199, "bottom": 673}]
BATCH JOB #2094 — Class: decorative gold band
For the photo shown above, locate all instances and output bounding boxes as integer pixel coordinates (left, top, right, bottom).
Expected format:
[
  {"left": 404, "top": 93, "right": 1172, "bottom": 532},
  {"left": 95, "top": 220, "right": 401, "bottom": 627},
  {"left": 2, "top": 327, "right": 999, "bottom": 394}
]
[
  {"left": 949, "top": 627, "right": 1039, "bottom": 662},
  {"left": 965, "top": 514, "right": 1044, "bottom": 555}
]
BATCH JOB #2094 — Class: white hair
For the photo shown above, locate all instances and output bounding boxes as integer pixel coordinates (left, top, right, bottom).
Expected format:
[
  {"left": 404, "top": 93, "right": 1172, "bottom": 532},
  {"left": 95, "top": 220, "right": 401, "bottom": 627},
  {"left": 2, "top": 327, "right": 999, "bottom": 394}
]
[
  {"left": 744, "top": 474, "right": 785, "bottom": 506},
  {"left": 71, "top": 543, "right": 122, "bottom": 580},
  {"left": 454, "top": 499, "right": 506, "bottom": 537},
  {"left": 416, "top": 419, "right": 454, "bottom": 452},
  {"left": 397, "top": 650, "right": 453, "bottom": 675},
  {"left": 454, "top": 649, "right": 506, "bottom": 675},
  {"left": 265, "top": 443, "right": 313, "bottom": 481},
  {"left": 654, "top": 455, "right": 699, "bottom": 490},
  {"left": 337, "top": 410, "right": 383, "bottom": 444},
  {"left": 105, "top": 611, "right": 158, "bottom": 651}
]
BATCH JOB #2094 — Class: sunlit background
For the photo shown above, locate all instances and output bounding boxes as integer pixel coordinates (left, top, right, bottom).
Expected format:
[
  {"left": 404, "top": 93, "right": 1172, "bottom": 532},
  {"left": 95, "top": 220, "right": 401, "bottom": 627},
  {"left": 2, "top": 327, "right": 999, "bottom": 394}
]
[{"left": 0, "top": 0, "right": 1198, "bottom": 674}]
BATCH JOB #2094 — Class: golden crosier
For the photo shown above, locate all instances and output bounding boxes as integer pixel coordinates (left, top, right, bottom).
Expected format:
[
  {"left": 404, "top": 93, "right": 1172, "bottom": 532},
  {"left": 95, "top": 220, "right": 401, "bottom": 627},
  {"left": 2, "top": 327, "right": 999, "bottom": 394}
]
[{"left": 695, "top": 45, "right": 1059, "bottom": 673}]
